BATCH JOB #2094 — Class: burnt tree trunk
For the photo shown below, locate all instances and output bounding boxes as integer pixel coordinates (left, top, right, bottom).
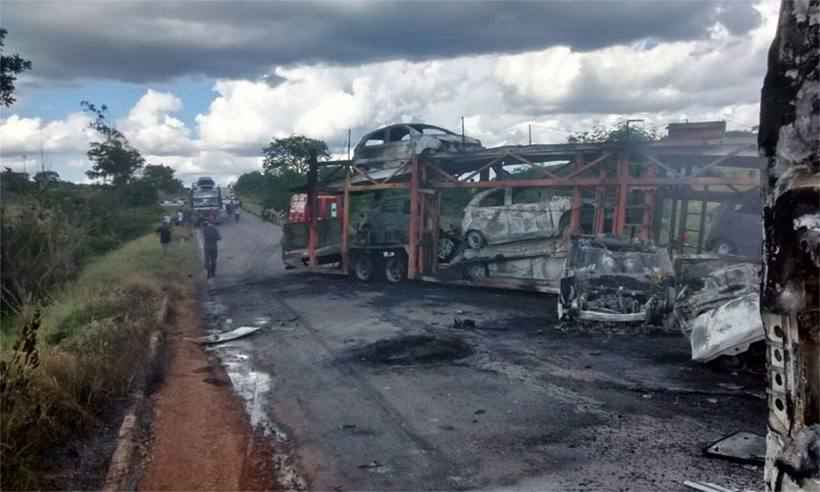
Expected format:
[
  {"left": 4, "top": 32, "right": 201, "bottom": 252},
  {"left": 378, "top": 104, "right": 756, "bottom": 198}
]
[{"left": 759, "top": 0, "right": 820, "bottom": 490}]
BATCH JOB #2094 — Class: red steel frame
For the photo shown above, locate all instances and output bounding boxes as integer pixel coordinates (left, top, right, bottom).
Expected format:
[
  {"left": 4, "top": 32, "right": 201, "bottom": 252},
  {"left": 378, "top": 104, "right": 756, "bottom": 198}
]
[{"left": 306, "top": 147, "right": 760, "bottom": 281}]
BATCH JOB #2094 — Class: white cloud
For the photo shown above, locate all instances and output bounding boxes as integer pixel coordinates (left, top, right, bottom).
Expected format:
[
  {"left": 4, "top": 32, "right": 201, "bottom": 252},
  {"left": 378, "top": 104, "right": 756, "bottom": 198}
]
[
  {"left": 0, "top": 113, "right": 93, "bottom": 157},
  {"left": 2, "top": 0, "right": 779, "bottom": 184},
  {"left": 119, "top": 89, "right": 197, "bottom": 156}
]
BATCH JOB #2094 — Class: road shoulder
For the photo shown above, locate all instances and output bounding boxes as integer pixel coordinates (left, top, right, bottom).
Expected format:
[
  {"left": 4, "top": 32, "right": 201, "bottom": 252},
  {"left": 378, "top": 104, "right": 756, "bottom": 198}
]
[{"left": 138, "top": 286, "right": 277, "bottom": 491}]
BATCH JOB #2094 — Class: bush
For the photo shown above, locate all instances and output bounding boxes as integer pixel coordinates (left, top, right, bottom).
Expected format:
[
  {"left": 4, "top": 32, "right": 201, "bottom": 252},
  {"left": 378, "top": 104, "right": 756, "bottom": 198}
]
[
  {"left": 1, "top": 232, "right": 196, "bottom": 490},
  {"left": 1, "top": 187, "right": 162, "bottom": 315}
]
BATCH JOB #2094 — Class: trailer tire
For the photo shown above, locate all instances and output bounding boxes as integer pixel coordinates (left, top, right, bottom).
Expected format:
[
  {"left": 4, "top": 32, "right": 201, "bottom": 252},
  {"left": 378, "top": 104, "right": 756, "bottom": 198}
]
[
  {"left": 465, "top": 230, "right": 485, "bottom": 250},
  {"left": 438, "top": 236, "right": 457, "bottom": 262},
  {"left": 384, "top": 254, "right": 406, "bottom": 284},
  {"left": 353, "top": 253, "right": 375, "bottom": 282}
]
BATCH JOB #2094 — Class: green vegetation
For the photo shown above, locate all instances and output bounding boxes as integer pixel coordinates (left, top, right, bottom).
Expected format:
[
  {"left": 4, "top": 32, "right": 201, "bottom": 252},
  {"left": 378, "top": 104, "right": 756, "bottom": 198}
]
[
  {"left": 1, "top": 184, "right": 164, "bottom": 315},
  {"left": 262, "top": 135, "right": 330, "bottom": 175},
  {"left": 0, "top": 230, "right": 197, "bottom": 489},
  {"left": 82, "top": 101, "right": 145, "bottom": 185},
  {"left": 567, "top": 120, "right": 660, "bottom": 144},
  {"left": 235, "top": 169, "right": 306, "bottom": 212},
  {"left": 0, "top": 28, "right": 32, "bottom": 107},
  {"left": 0, "top": 33, "right": 201, "bottom": 489},
  {"left": 142, "top": 164, "right": 184, "bottom": 194},
  {"left": 236, "top": 135, "right": 344, "bottom": 214}
]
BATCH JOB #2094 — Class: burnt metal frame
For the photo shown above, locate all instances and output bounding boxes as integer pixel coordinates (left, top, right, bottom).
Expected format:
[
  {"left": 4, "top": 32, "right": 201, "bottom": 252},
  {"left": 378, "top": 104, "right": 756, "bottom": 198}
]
[{"left": 305, "top": 141, "right": 762, "bottom": 284}]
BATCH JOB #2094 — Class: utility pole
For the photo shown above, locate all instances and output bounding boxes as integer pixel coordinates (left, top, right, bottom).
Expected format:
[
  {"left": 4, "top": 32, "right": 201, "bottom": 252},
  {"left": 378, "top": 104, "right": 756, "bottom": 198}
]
[
  {"left": 347, "top": 128, "right": 351, "bottom": 160},
  {"left": 759, "top": 0, "right": 820, "bottom": 491},
  {"left": 461, "top": 116, "right": 465, "bottom": 145},
  {"left": 40, "top": 135, "right": 46, "bottom": 174},
  {"left": 529, "top": 124, "right": 532, "bottom": 145}
]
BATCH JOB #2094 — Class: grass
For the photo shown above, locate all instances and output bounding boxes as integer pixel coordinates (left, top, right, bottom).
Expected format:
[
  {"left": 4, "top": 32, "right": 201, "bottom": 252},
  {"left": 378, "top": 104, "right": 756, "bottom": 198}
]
[{"left": 0, "top": 226, "right": 198, "bottom": 490}]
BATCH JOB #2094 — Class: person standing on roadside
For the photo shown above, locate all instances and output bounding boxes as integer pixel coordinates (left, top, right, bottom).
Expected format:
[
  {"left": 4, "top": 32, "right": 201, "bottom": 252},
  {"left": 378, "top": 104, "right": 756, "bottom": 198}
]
[
  {"left": 157, "top": 216, "right": 172, "bottom": 255},
  {"left": 202, "top": 218, "right": 221, "bottom": 278}
]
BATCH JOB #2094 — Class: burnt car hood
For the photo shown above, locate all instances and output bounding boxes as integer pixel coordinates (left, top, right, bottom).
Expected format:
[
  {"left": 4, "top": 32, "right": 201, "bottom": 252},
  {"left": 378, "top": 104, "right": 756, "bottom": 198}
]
[
  {"left": 670, "top": 259, "right": 764, "bottom": 362},
  {"left": 560, "top": 237, "right": 674, "bottom": 323}
]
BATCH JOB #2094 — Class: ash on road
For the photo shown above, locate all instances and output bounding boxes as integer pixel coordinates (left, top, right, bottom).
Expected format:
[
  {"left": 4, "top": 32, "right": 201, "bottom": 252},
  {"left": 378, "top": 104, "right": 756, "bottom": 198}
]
[{"left": 200, "top": 212, "right": 766, "bottom": 492}]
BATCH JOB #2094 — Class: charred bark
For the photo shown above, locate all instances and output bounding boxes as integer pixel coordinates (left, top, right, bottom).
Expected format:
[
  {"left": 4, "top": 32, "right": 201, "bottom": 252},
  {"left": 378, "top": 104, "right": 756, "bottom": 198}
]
[{"left": 759, "top": 1, "right": 820, "bottom": 490}]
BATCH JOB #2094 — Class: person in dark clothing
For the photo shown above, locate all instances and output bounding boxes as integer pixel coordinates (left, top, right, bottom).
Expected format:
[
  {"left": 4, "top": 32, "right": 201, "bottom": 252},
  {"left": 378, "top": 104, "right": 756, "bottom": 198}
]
[
  {"left": 202, "top": 219, "right": 221, "bottom": 278},
  {"left": 157, "top": 218, "right": 172, "bottom": 255}
]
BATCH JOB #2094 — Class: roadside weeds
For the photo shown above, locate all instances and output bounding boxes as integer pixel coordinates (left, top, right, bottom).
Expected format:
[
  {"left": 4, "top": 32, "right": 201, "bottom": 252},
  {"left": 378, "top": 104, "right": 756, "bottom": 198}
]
[{"left": 0, "top": 230, "right": 196, "bottom": 490}]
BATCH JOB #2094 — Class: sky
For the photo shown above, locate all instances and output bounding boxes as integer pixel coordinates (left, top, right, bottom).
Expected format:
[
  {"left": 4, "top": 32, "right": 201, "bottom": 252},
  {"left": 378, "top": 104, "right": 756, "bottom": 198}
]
[{"left": 0, "top": 0, "right": 779, "bottom": 186}]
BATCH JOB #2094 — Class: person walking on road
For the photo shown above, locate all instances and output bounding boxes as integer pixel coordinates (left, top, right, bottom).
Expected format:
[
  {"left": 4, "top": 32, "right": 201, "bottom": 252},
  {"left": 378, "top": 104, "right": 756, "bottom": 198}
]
[
  {"left": 202, "top": 219, "right": 221, "bottom": 278},
  {"left": 233, "top": 201, "right": 240, "bottom": 223},
  {"left": 157, "top": 217, "right": 172, "bottom": 255}
]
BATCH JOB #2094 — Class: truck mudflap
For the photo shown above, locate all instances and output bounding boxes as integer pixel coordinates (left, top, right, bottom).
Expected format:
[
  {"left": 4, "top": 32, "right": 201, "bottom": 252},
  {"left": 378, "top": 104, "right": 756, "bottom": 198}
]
[{"left": 687, "top": 292, "right": 765, "bottom": 363}]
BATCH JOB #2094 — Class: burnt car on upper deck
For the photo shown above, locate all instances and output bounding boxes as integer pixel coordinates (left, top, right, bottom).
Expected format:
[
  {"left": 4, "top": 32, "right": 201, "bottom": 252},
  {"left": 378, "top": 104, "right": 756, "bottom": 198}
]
[{"left": 353, "top": 123, "right": 483, "bottom": 170}]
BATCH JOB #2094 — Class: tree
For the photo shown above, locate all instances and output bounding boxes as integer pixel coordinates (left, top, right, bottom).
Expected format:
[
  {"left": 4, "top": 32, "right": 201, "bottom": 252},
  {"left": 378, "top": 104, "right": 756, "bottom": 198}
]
[
  {"left": 262, "top": 136, "right": 330, "bottom": 175},
  {"left": 0, "top": 167, "right": 30, "bottom": 193},
  {"left": 82, "top": 101, "right": 144, "bottom": 186},
  {"left": 235, "top": 169, "right": 307, "bottom": 212},
  {"left": 0, "top": 29, "right": 32, "bottom": 107},
  {"left": 567, "top": 121, "right": 659, "bottom": 144},
  {"left": 758, "top": 0, "right": 820, "bottom": 490},
  {"left": 33, "top": 170, "right": 59, "bottom": 186},
  {"left": 141, "top": 164, "right": 182, "bottom": 194}
]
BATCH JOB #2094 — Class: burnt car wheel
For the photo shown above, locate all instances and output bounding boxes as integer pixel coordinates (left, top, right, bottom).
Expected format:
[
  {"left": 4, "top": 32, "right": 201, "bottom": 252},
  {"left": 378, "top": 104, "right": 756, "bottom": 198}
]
[
  {"left": 438, "top": 236, "right": 457, "bottom": 262},
  {"left": 353, "top": 254, "right": 375, "bottom": 282},
  {"left": 384, "top": 255, "right": 406, "bottom": 284},
  {"left": 465, "top": 230, "right": 485, "bottom": 250}
]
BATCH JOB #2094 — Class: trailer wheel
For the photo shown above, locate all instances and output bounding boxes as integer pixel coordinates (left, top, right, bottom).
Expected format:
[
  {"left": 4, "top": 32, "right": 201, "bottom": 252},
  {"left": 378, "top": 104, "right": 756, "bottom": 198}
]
[
  {"left": 438, "top": 236, "right": 457, "bottom": 262},
  {"left": 465, "top": 230, "right": 485, "bottom": 249},
  {"left": 384, "top": 254, "right": 406, "bottom": 284},
  {"left": 353, "top": 253, "right": 375, "bottom": 282}
]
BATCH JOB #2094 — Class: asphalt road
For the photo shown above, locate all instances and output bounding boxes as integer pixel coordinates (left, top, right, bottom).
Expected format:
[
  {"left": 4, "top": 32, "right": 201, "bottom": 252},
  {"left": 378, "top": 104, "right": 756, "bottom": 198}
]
[{"left": 199, "top": 212, "right": 767, "bottom": 492}]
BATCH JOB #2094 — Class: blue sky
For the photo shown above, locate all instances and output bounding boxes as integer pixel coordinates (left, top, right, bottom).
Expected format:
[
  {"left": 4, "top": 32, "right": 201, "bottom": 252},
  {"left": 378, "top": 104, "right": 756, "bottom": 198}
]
[{"left": 16, "top": 77, "right": 215, "bottom": 127}]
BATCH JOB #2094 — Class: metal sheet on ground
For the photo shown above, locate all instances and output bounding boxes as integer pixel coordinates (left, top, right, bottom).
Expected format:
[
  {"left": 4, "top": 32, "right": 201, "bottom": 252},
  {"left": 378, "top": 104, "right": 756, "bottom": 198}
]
[
  {"left": 704, "top": 431, "right": 766, "bottom": 464},
  {"left": 197, "top": 326, "right": 261, "bottom": 344}
]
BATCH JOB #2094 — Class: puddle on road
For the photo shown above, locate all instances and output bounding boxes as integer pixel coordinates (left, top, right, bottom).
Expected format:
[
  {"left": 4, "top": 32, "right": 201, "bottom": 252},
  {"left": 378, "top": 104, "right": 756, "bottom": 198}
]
[
  {"left": 201, "top": 296, "right": 286, "bottom": 440},
  {"left": 349, "top": 335, "right": 474, "bottom": 366},
  {"left": 203, "top": 295, "right": 307, "bottom": 490}
]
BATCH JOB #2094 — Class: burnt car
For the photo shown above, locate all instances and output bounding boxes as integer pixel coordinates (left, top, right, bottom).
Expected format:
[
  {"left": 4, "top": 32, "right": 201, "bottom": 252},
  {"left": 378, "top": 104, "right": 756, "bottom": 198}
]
[
  {"left": 558, "top": 237, "right": 675, "bottom": 323},
  {"left": 353, "top": 123, "right": 483, "bottom": 170},
  {"left": 461, "top": 188, "right": 573, "bottom": 249},
  {"left": 666, "top": 255, "right": 763, "bottom": 363}
]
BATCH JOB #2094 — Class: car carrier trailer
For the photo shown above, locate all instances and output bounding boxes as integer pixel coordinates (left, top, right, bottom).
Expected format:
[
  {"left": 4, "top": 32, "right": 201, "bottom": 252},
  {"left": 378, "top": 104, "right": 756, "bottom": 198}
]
[{"left": 284, "top": 128, "right": 764, "bottom": 298}]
